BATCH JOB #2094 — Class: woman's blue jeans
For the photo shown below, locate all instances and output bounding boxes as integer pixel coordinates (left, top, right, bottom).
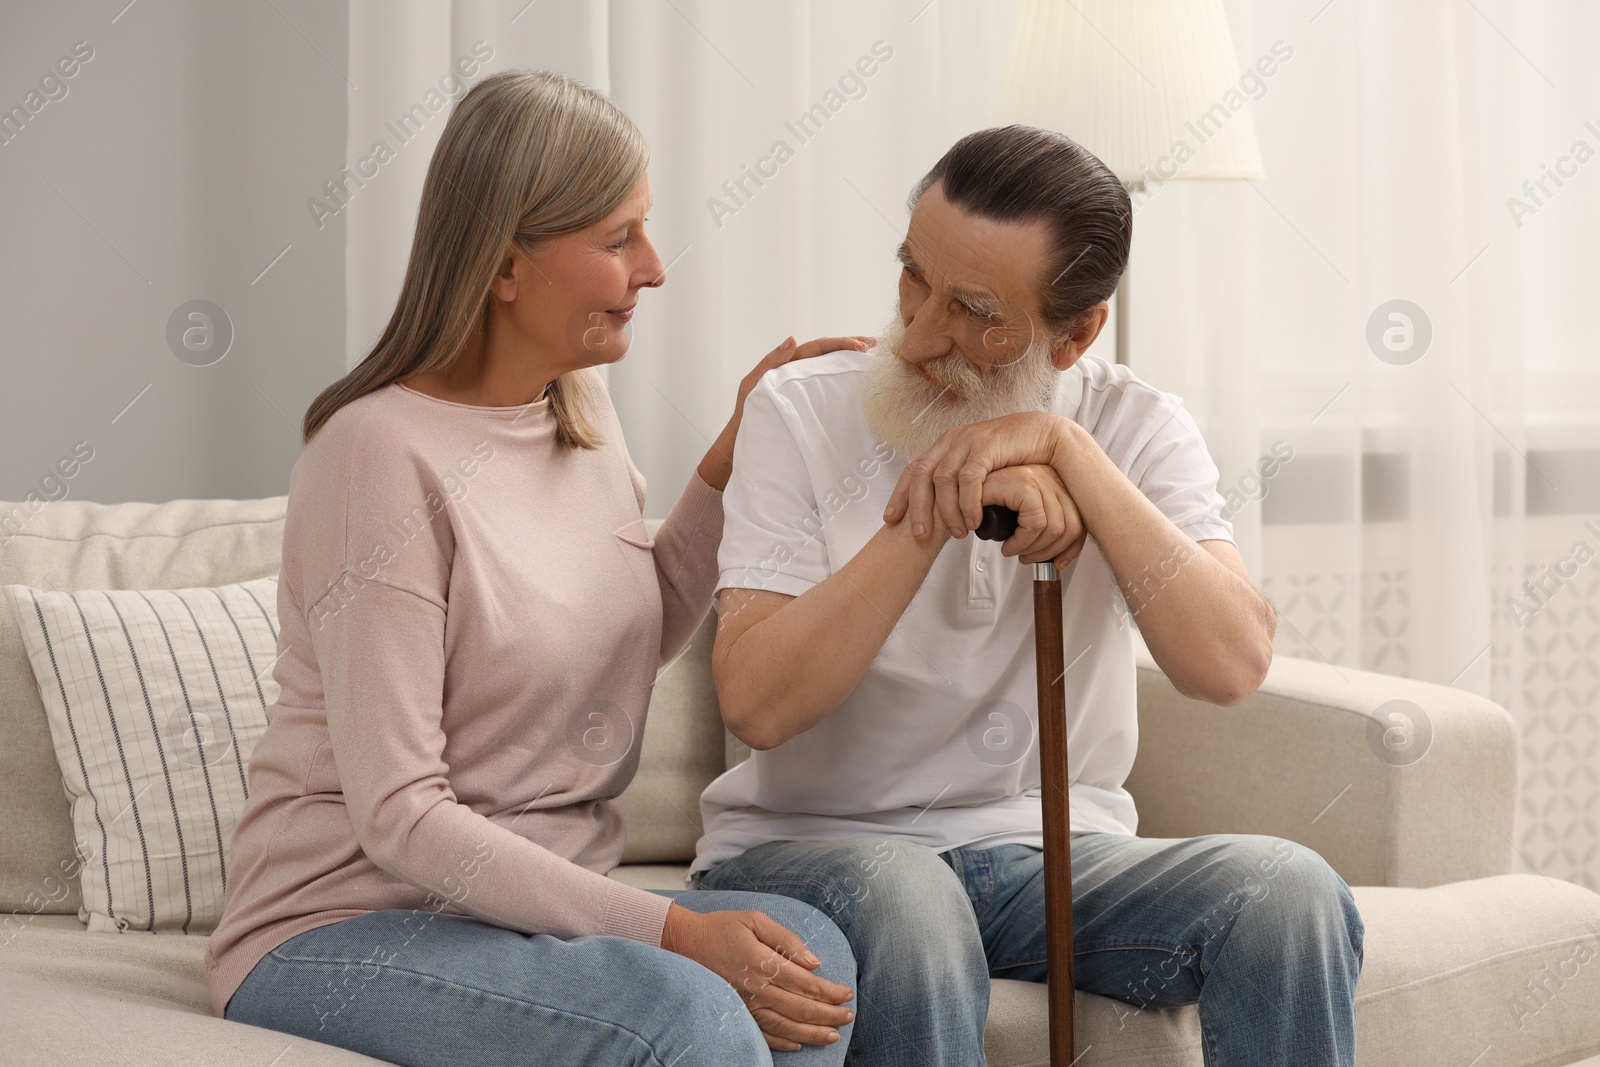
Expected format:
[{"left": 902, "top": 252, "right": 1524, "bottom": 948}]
[
  {"left": 225, "top": 888, "right": 855, "bottom": 1067},
  {"left": 696, "top": 831, "right": 1365, "bottom": 1067}
]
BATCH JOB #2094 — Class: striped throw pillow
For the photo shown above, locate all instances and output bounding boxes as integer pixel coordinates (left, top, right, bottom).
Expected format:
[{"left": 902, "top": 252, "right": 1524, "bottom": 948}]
[{"left": 3, "top": 576, "right": 280, "bottom": 935}]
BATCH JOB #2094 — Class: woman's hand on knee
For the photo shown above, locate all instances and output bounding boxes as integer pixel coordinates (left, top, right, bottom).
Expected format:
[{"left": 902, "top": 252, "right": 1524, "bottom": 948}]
[{"left": 661, "top": 903, "right": 855, "bottom": 1053}]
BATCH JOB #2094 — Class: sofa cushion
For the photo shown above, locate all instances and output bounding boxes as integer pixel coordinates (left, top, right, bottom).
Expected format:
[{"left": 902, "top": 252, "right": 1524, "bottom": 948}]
[
  {"left": 1353, "top": 875, "right": 1600, "bottom": 1067},
  {"left": 0, "top": 918, "right": 383, "bottom": 1067},
  {"left": 0, "top": 498, "right": 287, "bottom": 916},
  {"left": 607, "top": 863, "right": 699, "bottom": 891},
  {"left": 5, "top": 576, "right": 280, "bottom": 934}
]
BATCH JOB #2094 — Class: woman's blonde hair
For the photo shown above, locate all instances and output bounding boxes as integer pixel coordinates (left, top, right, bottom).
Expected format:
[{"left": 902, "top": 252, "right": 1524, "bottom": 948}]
[{"left": 302, "top": 69, "right": 649, "bottom": 447}]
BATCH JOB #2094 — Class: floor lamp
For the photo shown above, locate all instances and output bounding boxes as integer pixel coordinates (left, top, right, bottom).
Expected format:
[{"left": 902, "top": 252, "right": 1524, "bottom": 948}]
[{"left": 994, "top": 0, "right": 1266, "bottom": 367}]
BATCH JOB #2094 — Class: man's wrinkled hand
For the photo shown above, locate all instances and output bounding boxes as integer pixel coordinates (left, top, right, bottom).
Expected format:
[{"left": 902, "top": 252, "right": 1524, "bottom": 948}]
[
  {"left": 979, "top": 464, "right": 1086, "bottom": 569},
  {"left": 884, "top": 411, "right": 1070, "bottom": 539}
]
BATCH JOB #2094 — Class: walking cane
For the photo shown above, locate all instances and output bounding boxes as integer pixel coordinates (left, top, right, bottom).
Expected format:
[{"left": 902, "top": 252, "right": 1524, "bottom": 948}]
[{"left": 974, "top": 504, "right": 1077, "bottom": 1066}]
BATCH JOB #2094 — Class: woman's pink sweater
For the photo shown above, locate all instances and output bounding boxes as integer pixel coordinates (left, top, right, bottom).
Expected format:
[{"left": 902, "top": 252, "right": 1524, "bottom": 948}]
[{"left": 204, "top": 374, "right": 723, "bottom": 1015}]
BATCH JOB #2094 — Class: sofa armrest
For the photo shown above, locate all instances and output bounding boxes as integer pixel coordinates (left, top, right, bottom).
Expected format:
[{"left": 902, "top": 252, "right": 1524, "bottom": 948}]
[{"left": 1124, "top": 650, "right": 1519, "bottom": 889}]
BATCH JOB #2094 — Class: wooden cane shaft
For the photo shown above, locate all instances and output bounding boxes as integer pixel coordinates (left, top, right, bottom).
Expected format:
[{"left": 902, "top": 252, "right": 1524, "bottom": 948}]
[{"left": 1034, "top": 573, "right": 1076, "bottom": 1066}]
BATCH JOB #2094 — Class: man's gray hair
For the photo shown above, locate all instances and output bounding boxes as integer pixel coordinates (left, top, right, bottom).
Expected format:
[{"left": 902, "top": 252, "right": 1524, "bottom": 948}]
[{"left": 908, "top": 125, "right": 1131, "bottom": 340}]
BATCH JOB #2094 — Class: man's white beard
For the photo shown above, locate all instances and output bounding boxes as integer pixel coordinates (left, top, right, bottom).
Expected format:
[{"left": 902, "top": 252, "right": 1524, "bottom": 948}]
[{"left": 863, "top": 310, "right": 1062, "bottom": 461}]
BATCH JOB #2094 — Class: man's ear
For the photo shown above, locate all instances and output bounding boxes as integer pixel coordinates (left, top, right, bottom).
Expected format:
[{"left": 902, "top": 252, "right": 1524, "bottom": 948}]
[{"left": 1050, "top": 301, "right": 1110, "bottom": 370}]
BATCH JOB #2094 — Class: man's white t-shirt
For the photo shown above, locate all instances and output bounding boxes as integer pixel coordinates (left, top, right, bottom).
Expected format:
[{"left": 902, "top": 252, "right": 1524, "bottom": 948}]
[{"left": 688, "top": 350, "right": 1234, "bottom": 880}]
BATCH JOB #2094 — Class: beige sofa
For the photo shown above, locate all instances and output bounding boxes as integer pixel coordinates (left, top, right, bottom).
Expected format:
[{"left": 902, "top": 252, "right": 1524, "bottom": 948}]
[{"left": 2, "top": 494, "right": 1599, "bottom": 1067}]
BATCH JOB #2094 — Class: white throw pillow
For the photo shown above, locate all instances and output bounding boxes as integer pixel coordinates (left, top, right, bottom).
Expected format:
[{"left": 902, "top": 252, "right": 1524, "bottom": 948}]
[{"left": 3, "top": 576, "right": 279, "bottom": 934}]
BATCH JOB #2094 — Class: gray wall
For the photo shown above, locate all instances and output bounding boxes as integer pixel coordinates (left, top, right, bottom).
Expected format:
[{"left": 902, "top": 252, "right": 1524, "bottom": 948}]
[{"left": 1, "top": 1, "right": 347, "bottom": 507}]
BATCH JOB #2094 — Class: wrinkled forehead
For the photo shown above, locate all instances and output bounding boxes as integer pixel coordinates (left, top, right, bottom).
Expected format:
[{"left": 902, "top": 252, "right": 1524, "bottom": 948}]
[{"left": 902, "top": 181, "right": 1053, "bottom": 315}]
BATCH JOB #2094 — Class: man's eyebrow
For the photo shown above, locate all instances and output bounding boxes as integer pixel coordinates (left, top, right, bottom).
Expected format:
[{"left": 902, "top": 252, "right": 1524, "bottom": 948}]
[
  {"left": 898, "top": 240, "right": 1004, "bottom": 318},
  {"left": 956, "top": 291, "right": 1001, "bottom": 318}
]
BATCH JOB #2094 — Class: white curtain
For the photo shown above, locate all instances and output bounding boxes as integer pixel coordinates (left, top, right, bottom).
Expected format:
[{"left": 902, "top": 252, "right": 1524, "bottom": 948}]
[
  {"left": 1135, "top": 0, "right": 1600, "bottom": 892},
  {"left": 343, "top": 0, "right": 1600, "bottom": 890}
]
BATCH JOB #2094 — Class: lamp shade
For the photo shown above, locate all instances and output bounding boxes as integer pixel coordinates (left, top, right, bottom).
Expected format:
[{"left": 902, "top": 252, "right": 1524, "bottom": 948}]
[{"left": 994, "top": 0, "right": 1265, "bottom": 185}]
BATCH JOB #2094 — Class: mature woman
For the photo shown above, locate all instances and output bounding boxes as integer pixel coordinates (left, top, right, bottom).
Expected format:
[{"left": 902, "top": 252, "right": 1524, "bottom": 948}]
[{"left": 203, "top": 69, "right": 862, "bottom": 1066}]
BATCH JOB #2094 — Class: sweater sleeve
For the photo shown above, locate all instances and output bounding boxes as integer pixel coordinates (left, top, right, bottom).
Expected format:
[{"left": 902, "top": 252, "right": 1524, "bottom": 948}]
[{"left": 649, "top": 472, "right": 724, "bottom": 665}]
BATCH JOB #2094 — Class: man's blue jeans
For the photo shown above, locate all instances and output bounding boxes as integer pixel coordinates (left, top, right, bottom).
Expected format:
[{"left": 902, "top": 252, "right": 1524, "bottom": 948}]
[
  {"left": 696, "top": 831, "right": 1365, "bottom": 1066},
  {"left": 225, "top": 888, "right": 855, "bottom": 1066}
]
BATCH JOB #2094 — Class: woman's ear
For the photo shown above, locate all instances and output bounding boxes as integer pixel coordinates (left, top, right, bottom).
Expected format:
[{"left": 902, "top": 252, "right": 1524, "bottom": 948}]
[
  {"left": 493, "top": 237, "right": 552, "bottom": 303},
  {"left": 486, "top": 244, "right": 521, "bottom": 303}
]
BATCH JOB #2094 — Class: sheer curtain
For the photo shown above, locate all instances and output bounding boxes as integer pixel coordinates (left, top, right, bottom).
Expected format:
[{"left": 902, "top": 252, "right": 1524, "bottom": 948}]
[
  {"left": 343, "top": 0, "right": 1599, "bottom": 890},
  {"left": 1136, "top": 0, "right": 1600, "bottom": 890}
]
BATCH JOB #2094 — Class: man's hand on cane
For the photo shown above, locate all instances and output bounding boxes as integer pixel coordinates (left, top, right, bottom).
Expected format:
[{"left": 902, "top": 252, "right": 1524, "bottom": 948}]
[
  {"left": 883, "top": 411, "right": 1070, "bottom": 540},
  {"left": 977, "top": 464, "right": 1087, "bottom": 569}
]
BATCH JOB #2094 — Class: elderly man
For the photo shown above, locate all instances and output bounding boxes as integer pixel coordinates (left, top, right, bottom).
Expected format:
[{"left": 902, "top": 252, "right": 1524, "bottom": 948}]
[{"left": 690, "top": 125, "right": 1363, "bottom": 1066}]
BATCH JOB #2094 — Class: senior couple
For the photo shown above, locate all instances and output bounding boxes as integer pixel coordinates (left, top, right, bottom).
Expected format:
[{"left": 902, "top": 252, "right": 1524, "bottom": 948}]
[{"left": 206, "top": 69, "right": 1363, "bottom": 1066}]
